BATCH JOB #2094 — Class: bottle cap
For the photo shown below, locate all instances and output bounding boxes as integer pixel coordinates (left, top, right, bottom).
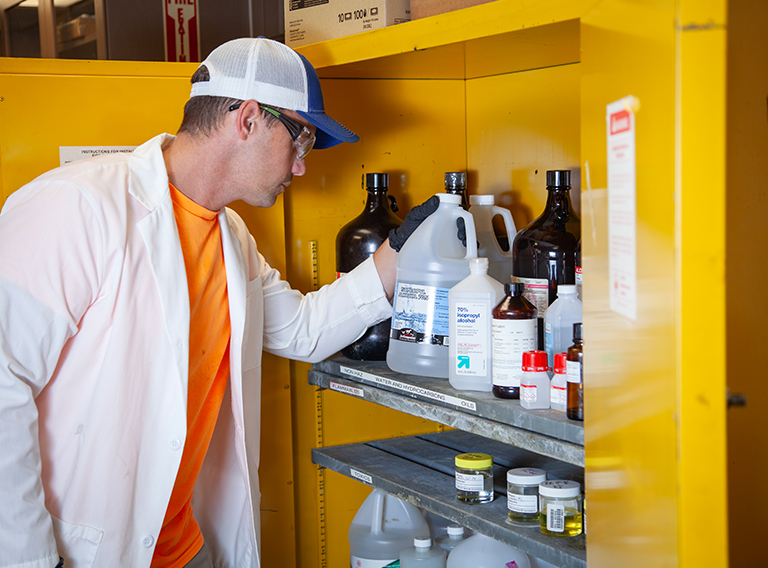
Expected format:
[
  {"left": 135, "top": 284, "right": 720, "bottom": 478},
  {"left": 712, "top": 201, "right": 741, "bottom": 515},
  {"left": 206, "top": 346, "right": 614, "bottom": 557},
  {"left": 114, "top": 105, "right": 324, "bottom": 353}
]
[
  {"left": 445, "top": 171, "right": 467, "bottom": 190},
  {"left": 539, "top": 479, "right": 581, "bottom": 498},
  {"left": 469, "top": 257, "right": 489, "bottom": 273},
  {"left": 469, "top": 194, "right": 494, "bottom": 205},
  {"left": 504, "top": 282, "right": 525, "bottom": 296},
  {"left": 546, "top": 170, "right": 571, "bottom": 189},
  {"left": 522, "top": 350, "right": 548, "bottom": 372},
  {"left": 414, "top": 535, "right": 432, "bottom": 548},
  {"left": 556, "top": 284, "right": 577, "bottom": 294},
  {"left": 438, "top": 193, "right": 462, "bottom": 205},
  {"left": 573, "top": 322, "right": 583, "bottom": 341},
  {"left": 365, "top": 172, "right": 388, "bottom": 189},
  {"left": 446, "top": 524, "right": 465, "bottom": 536},
  {"left": 554, "top": 353, "right": 568, "bottom": 374},
  {"left": 455, "top": 452, "right": 493, "bottom": 469},
  {"left": 507, "top": 467, "right": 547, "bottom": 486}
]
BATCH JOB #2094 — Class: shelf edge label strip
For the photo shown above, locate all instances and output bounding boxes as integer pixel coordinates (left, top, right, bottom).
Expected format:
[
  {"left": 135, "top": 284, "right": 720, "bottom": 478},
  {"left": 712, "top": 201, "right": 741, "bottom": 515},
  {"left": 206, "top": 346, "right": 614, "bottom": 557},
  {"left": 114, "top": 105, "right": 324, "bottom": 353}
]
[
  {"left": 339, "top": 365, "right": 477, "bottom": 411},
  {"left": 329, "top": 381, "right": 364, "bottom": 397}
]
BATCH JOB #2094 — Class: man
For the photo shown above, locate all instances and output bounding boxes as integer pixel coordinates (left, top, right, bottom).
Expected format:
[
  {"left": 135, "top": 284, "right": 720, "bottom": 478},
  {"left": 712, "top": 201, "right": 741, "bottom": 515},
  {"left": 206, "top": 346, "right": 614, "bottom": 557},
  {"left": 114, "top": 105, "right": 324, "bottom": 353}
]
[{"left": 0, "top": 38, "right": 435, "bottom": 568}]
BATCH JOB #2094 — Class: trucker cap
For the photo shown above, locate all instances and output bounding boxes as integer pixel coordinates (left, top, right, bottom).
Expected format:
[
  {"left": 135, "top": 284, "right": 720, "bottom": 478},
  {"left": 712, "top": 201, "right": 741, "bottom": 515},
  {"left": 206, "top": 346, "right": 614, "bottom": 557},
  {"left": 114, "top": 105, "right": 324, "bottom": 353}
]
[{"left": 190, "top": 37, "right": 359, "bottom": 149}]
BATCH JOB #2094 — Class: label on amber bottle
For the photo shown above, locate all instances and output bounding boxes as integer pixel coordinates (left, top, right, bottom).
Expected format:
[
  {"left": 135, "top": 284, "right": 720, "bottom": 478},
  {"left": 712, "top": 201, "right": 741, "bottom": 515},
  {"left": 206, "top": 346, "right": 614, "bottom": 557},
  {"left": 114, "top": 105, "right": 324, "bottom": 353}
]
[
  {"left": 491, "top": 319, "right": 536, "bottom": 387},
  {"left": 513, "top": 276, "right": 550, "bottom": 316}
]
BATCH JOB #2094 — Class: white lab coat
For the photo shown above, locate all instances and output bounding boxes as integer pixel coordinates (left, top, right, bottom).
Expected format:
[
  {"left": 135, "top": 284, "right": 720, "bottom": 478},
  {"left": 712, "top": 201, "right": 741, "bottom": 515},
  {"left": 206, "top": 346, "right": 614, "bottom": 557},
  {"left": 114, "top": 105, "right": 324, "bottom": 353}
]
[{"left": 0, "top": 134, "right": 392, "bottom": 568}]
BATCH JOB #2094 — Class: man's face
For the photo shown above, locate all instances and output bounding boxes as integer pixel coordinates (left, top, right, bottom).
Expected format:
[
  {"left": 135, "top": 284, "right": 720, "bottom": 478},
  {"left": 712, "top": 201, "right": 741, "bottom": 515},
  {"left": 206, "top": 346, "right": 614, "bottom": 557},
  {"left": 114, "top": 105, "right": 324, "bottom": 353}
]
[{"left": 235, "top": 107, "right": 315, "bottom": 208}]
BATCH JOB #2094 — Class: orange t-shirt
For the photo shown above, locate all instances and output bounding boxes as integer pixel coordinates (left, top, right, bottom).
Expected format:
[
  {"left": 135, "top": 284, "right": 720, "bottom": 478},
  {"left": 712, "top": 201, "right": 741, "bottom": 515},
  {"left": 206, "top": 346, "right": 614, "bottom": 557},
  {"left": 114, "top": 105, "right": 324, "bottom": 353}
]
[{"left": 151, "top": 185, "right": 231, "bottom": 567}]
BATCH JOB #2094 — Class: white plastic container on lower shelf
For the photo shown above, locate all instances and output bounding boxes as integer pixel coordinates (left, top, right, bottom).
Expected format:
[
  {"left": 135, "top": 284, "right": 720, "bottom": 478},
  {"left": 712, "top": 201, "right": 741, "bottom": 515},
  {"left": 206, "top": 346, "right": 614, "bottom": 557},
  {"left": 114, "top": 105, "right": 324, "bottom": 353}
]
[
  {"left": 446, "top": 532, "right": 531, "bottom": 568},
  {"left": 349, "top": 488, "right": 430, "bottom": 568}
]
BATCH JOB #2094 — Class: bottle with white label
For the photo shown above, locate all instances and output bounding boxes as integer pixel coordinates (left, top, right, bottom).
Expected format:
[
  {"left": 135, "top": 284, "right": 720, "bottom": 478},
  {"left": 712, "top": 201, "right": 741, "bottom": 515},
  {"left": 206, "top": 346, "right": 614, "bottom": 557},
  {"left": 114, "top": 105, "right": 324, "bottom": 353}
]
[
  {"left": 566, "top": 322, "right": 584, "bottom": 421},
  {"left": 511, "top": 170, "right": 581, "bottom": 349},
  {"left": 520, "top": 350, "right": 550, "bottom": 410},
  {"left": 449, "top": 257, "right": 504, "bottom": 392},
  {"left": 349, "top": 488, "right": 430, "bottom": 568},
  {"left": 550, "top": 353, "right": 568, "bottom": 412},
  {"left": 491, "top": 283, "right": 537, "bottom": 400},
  {"left": 543, "top": 285, "right": 582, "bottom": 372},
  {"left": 468, "top": 194, "right": 516, "bottom": 284},
  {"left": 387, "top": 193, "right": 478, "bottom": 378}
]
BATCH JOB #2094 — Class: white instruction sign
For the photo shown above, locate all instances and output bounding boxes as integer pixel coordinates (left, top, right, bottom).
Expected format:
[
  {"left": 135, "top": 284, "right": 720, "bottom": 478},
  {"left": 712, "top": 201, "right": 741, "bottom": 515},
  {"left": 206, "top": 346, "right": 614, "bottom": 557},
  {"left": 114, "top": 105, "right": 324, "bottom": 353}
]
[
  {"left": 60, "top": 146, "right": 136, "bottom": 167},
  {"left": 606, "top": 96, "right": 639, "bottom": 321}
]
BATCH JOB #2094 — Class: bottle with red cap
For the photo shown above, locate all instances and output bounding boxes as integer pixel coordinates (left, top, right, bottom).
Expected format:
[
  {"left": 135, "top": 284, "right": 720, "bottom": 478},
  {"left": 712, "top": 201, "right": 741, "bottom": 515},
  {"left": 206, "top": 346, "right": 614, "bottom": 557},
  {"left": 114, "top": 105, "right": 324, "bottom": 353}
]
[
  {"left": 520, "top": 350, "right": 550, "bottom": 410},
  {"left": 549, "top": 353, "right": 568, "bottom": 412}
]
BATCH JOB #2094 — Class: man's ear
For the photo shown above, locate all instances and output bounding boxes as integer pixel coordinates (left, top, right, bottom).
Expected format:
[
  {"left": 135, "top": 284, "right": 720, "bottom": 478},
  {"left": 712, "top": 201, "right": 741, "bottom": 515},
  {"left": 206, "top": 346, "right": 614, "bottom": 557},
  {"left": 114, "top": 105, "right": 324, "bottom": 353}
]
[{"left": 234, "top": 100, "right": 261, "bottom": 140}]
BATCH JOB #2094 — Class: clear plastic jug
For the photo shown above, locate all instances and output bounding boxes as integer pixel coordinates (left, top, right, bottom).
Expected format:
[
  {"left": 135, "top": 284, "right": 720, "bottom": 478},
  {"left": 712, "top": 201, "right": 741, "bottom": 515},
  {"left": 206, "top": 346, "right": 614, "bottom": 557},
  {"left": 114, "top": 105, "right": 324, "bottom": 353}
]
[
  {"left": 469, "top": 195, "right": 516, "bottom": 284},
  {"left": 349, "top": 489, "right": 430, "bottom": 568},
  {"left": 387, "top": 193, "right": 478, "bottom": 378},
  {"left": 543, "top": 285, "right": 583, "bottom": 372},
  {"left": 446, "top": 532, "right": 531, "bottom": 568}
]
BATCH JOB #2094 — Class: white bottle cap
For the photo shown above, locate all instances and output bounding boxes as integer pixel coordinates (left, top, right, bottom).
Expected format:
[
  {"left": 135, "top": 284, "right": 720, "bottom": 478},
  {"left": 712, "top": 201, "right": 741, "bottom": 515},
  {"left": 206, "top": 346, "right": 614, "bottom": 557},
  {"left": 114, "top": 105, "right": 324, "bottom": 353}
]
[
  {"left": 556, "top": 284, "right": 578, "bottom": 294},
  {"left": 469, "top": 194, "right": 495, "bottom": 205},
  {"left": 438, "top": 193, "right": 462, "bottom": 204},
  {"left": 506, "top": 467, "right": 547, "bottom": 485},
  {"left": 446, "top": 524, "right": 465, "bottom": 536},
  {"left": 539, "top": 479, "right": 581, "bottom": 498},
  {"left": 414, "top": 535, "right": 432, "bottom": 548},
  {"left": 469, "top": 257, "right": 489, "bottom": 272}
]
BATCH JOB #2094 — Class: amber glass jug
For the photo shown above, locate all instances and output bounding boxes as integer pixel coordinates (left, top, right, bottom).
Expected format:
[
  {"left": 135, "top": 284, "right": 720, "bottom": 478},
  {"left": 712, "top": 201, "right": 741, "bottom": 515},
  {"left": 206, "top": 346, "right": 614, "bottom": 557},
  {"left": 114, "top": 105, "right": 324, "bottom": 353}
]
[
  {"left": 336, "top": 173, "right": 402, "bottom": 360},
  {"left": 511, "top": 170, "right": 580, "bottom": 348}
]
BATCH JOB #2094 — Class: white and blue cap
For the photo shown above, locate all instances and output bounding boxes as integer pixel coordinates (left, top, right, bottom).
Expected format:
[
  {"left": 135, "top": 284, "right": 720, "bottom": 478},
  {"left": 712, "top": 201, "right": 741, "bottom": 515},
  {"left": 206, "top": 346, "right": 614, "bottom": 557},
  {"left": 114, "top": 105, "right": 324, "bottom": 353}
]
[{"left": 190, "top": 37, "right": 359, "bottom": 149}]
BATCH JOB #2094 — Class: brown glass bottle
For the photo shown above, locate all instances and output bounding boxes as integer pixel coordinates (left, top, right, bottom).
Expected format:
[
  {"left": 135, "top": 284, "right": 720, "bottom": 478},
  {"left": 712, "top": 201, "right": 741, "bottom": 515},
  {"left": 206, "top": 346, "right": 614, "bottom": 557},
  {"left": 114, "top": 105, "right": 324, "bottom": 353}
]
[
  {"left": 491, "top": 283, "right": 537, "bottom": 399},
  {"left": 566, "top": 322, "right": 583, "bottom": 421},
  {"left": 336, "top": 173, "right": 402, "bottom": 360},
  {"left": 444, "top": 171, "right": 469, "bottom": 210},
  {"left": 511, "top": 170, "right": 581, "bottom": 348}
]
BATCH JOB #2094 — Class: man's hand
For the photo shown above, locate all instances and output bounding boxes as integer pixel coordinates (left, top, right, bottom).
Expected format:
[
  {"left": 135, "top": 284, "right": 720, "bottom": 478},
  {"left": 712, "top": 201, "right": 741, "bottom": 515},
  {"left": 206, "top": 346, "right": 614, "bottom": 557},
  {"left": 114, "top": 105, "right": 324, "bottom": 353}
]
[{"left": 388, "top": 195, "right": 440, "bottom": 252}]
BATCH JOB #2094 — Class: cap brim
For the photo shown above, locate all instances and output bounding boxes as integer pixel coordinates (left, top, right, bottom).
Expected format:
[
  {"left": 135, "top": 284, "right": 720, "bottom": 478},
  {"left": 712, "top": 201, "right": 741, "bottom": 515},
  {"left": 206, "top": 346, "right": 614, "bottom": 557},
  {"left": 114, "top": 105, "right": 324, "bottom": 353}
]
[{"left": 296, "top": 110, "right": 359, "bottom": 149}]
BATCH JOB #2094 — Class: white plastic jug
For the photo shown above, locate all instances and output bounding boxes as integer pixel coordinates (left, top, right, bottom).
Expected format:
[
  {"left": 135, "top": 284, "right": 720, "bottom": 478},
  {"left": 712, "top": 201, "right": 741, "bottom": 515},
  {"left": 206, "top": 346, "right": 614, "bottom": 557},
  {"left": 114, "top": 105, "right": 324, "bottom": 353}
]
[
  {"left": 349, "top": 489, "right": 430, "bottom": 568},
  {"left": 446, "top": 532, "right": 531, "bottom": 568},
  {"left": 400, "top": 536, "right": 448, "bottom": 568},
  {"left": 469, "top": 195, "right": 516, "bottom": 284},
  {"left": 543, "top": 285, "right": 583, "bottom": 372},
  {"left": 387, "top": 193, "right": 478, "bottom": 378},
  {"left": 448, "top": 257, "right": 504, "bottom": 392}
]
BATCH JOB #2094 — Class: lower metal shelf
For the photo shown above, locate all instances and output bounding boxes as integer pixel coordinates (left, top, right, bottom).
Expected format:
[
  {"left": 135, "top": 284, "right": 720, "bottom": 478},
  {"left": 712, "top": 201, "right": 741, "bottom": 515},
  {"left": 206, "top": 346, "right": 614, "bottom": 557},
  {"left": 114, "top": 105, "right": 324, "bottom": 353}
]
[{"left": 312, "top": 430, "right": 586, "bottom": 568}]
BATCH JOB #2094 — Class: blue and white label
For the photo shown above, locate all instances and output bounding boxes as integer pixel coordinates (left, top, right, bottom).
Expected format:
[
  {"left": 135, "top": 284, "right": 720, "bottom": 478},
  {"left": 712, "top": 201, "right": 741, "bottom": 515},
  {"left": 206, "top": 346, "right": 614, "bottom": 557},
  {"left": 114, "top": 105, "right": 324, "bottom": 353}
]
[
  {"left": 454, "top": 301, "right": 488, "bottom": 376},
  {"left": 391, "top": 282, "right": 450, "bottom": 345}
]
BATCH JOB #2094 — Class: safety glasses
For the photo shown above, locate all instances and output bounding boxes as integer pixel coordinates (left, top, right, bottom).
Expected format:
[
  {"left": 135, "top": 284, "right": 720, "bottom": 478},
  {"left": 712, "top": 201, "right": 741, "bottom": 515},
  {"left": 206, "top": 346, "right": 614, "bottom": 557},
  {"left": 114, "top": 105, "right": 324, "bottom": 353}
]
[{"left": 229, "top": 102, "right": 316, "bottom": 161}]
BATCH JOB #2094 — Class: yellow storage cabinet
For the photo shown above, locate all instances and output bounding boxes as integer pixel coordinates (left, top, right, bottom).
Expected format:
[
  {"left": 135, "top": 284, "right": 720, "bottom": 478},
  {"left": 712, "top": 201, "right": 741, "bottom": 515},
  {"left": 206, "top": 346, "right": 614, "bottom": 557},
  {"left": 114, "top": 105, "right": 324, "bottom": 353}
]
[{"left": 1, "top": 0, "right": 766, "bottom": 566}]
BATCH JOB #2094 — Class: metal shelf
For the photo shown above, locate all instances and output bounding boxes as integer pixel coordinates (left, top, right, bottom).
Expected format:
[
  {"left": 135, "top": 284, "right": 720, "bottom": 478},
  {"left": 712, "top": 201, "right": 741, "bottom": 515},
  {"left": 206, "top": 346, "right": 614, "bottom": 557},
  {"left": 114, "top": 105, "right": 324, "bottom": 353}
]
[
  {"left": 310, "top": 354, "right": 584, "bottom": 466},
  {"left": 312, "top": 430, "right": 586, "bottom": 568}
]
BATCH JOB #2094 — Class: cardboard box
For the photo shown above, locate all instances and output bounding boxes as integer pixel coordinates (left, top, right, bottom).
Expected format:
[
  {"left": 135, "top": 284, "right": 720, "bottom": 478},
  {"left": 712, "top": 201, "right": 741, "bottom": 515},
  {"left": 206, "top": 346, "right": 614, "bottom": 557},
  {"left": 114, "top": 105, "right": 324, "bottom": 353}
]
[
  {"left": 285, "top": 0, "right": 410, "bottom": 48},
  {"left": 410, "top": 0, "right": 495, "bottom": 20}
]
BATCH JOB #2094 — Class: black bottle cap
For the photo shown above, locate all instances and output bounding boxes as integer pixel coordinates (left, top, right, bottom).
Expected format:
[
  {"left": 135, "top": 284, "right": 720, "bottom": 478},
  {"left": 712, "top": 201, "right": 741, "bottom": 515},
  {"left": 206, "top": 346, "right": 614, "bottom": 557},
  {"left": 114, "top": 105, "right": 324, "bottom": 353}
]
[
  {"left": 504, "top": 283, "right": 525, "bottom": 296},
  {"left": 573, "top": 322, "right": 583, "bottom": 341},
  {"left": 366, "top": 173, "right": 389, "bottom": 189},
  {"left": 546, "top": 170, "right": 571, "bottom": 189},
  {"left": 444, "top": 172, "right": 467, "bottom": 190}
]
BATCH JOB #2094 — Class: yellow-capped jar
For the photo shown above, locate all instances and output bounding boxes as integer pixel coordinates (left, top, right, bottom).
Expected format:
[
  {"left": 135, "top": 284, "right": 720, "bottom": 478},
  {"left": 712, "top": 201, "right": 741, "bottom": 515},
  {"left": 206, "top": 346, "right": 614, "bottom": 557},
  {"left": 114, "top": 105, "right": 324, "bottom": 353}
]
[{"left": 455, "top": 453, "right": 494, "bottom": 504}]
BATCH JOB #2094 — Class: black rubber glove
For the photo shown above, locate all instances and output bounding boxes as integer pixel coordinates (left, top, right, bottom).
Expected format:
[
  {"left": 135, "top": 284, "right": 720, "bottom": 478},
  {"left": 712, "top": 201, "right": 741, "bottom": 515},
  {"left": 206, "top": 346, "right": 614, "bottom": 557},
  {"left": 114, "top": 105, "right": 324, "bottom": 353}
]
[
  {"left": 456, "top": 217, "right": 479, "bottom": 249},
  {"left": 388, "top": 195, "right": 440, "bottom": 252}
]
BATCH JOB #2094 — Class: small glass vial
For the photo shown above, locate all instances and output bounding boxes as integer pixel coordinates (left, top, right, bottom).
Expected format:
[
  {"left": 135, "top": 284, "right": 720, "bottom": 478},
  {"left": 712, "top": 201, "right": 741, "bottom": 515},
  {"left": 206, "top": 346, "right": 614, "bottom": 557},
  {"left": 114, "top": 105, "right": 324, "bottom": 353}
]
[
  {"left": 520, "top": 350, "right": 550, "bottom": 410},
  {"left": 455, "top": 453, "right": 494, "bottom": 504},
  {"left": 539, "top": 480, "right": 582, "bottom": 537},
  {"left": 550, "top": 352, "right": 568, "bottom": 412},
  {"left": 507, "top": 467, "right": 547, "bottom": 523}
]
